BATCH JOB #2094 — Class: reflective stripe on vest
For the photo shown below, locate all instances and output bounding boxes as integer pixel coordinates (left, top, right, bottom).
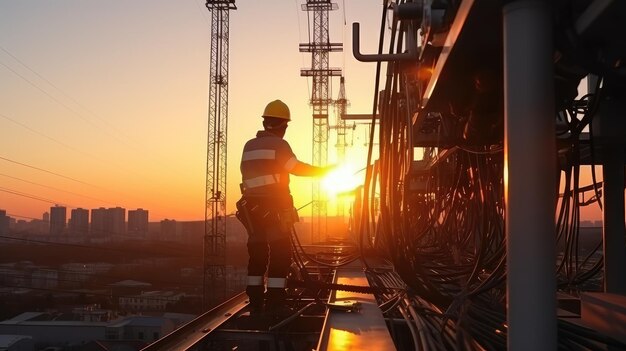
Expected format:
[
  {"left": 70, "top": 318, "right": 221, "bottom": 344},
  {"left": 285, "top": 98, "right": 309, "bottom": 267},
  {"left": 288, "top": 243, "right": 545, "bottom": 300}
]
[
  {"left": 247, "top": 275, "right": 264, "bottom": 286},
  {"left": 284, "top": 157, "right": 297, "bottom": 171},
  {"left": 242, "top": 149, "right": 276, "bottom": 161},
  {"left": 266, "top": 277, "right": 286, "bottom": 288},
  {"left": 243, "top": 174, "right": 281, "bottom": 189}
]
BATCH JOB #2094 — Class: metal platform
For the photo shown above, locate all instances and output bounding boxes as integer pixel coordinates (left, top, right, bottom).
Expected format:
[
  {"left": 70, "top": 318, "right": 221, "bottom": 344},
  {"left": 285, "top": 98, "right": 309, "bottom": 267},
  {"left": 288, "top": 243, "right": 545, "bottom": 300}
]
[
  {"left": 317, "top": 261, "right": 396, "bottom": 351},
  {"left": 141, "top": 246, "right": 396, "bottom": 351}
]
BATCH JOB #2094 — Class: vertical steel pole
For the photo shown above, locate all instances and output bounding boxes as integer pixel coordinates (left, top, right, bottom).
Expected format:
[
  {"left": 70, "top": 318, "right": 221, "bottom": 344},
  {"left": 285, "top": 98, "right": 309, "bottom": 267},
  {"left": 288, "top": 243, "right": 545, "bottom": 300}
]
[
  {"left": 503, "top": 1, "right": 557, "bottom": 350},
  {"left": 591, "top": 77, "right": 626, "bottom": 294}
]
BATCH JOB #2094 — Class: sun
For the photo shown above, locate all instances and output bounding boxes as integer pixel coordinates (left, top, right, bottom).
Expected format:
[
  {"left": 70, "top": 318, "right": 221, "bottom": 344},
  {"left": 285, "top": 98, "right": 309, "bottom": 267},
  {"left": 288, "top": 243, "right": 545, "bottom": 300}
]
[{"left": 322, "top": 164, "right": 363, "bottom": 197}]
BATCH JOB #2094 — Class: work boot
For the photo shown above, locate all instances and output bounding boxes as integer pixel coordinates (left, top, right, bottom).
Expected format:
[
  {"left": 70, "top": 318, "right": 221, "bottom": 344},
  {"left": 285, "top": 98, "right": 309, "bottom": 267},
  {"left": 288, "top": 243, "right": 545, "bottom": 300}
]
[
  {"left": 248, "top": 301, "right": 264, "bottom": 316},
  {"left": 246, "top": 285, "right": 265, "bottom": 316}
]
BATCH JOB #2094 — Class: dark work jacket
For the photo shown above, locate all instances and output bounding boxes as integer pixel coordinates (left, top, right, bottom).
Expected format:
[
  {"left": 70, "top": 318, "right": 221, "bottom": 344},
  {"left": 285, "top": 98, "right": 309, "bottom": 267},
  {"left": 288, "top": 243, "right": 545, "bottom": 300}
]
[{"left": 240, "top": 130, "right": 299, "bottom": 199}]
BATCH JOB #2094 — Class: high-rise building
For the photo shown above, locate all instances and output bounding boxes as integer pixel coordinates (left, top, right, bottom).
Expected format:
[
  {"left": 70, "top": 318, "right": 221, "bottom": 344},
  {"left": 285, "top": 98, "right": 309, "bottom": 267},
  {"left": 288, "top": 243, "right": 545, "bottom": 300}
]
[
  {"left": 50, "top": 206, "right": 66, "bottom": 235},
  {"left": 91, "top": 207, "right": 107, "bottom": 236},
  {"left": 70, "top": 208, "right": 89, "bottom": 235},
  {"left": 0, "top": 209, "right": 9, "bottom": 235},
  {"left": 128, "top": 208, "right": 149, "bottom": 236},
  {"left": 160, "top": 219, "right": 177, "bottom": 239},
  {"left": 41, "top": 211, "right": 50, "bottom": 234},
  {"left": 107, "top": 207, "right": 126, "bottom": 236}
]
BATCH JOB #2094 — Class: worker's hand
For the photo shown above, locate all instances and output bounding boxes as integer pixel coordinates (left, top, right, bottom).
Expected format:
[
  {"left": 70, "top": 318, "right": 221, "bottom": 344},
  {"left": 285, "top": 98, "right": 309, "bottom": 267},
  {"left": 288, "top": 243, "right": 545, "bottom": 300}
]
[{"left": 321, "top": 164, "right": 337, "bottom": 177}]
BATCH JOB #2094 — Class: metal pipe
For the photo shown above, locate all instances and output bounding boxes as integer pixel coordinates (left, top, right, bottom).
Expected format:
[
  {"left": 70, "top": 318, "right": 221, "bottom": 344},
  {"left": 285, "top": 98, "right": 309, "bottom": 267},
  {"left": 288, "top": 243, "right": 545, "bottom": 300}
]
[
  {"left": 352, "top": 22, "right": 418, "bottom": 62},
  {"left": 503, "top": 1, "right": 557, "bottom": 350}
]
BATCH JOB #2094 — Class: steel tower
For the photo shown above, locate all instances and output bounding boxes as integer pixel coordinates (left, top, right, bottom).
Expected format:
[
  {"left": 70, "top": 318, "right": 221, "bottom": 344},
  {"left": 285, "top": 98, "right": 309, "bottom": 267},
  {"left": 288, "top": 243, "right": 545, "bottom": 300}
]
[
  {"left": 203, "top": 0, "right": 236, "bottom": 309},
  {"left": 334, "top": 76, "right": 349, "bottom": 218},
  {"left": 300, "top": 0, "right": 342, "bottom": 243}
]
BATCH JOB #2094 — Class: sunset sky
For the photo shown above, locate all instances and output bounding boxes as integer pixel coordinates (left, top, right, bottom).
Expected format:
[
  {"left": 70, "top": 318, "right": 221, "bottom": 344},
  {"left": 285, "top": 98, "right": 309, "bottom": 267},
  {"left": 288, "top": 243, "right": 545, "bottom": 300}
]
[
  {"left": 0, "top": 0, "right": 385, "bottom": 221},
  {"left": 0, "top": 1, "right": 604, "bottom": 223}
]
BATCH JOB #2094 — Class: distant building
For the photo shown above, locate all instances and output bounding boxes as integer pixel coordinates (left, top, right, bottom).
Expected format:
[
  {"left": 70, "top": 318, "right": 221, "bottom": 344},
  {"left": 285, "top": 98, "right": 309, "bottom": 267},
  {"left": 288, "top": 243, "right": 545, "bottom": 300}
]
[
  {"left": 118, "top": 291, "right": 185, "bottom": 312},
  {"left": 31, "top": 268, "right": 58, "bottom": 289},
  {"left": 90, "top": 207, "right": 126, "bottom": 237},
  {"left": 91, "top": 207, "right": 107, "bottom": 236},
  {"left": 0, "top": 209, "right": 9, "bottom": 235},
  {"left": 128, "top": 209, "right": 149, "bottom": 236},
  {"left": 160, "top": 219, "right": 177, "bottom": 239},
  {"left": 41, "top": 212, "right": 50, "bottom": 233},
  {"left": 32, "top": 219, "right": 47, "bottom": 234},
  {"left": 49, "top": 206, "right": 66, "bottom": 235},
  {"left": 106, "top": 207, "right": 126, "bottom": 236},
  {"left": 108, "top": 280, "right": 153, "bottom": 297},
  {"left": 15, "top": 220, "right": 28, "bottom": 233},
  {"left": 0, "top": 335, "right": 34, "bottom": 351},
  {"left": 70, "top": 208, "right": 89, "bottom": 235},
  {"left": 0, "top": 312, "right": 174, "bottom": 346}
]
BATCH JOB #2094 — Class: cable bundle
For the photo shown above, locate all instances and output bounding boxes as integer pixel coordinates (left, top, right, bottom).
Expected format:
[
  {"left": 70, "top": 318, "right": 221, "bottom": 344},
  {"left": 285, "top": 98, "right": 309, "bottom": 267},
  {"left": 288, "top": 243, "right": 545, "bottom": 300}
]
[{"left": 353, "top": 1, "right": 620, "bottom": 349}]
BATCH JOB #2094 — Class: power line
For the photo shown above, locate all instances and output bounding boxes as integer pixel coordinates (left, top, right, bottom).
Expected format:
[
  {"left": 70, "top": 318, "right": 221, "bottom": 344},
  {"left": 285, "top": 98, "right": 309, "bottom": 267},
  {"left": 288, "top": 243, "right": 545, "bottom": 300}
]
[
  {"left": 294, "top": 0, "right": 312, "bottom": 99},
  {"left": 0, "top": 113, "right": 166, "bottom": 213},
  {"left": 0, "top": 44, "right": 211, "bottom": 189},
  {"left": 0, "top": 172, "right": 115, "bottom": 205},
  {"left": 0, "top": 186, "right": 76, "bottom": 207},
  {"left": 0, "top": 83, "right": 167, "bottom": 197},
  {"left": 191, "top": 0, "right": 211, "bottom": 25},
  {"left": 0, "top": 155, "right": 98, "bottom": 188},
  {"left": 0, "top": 47, "right": 129, "bottom": 144},
  {"left": 0, "top": 60, "right": 106, "bottom": 133},
  {"left": 7, "top": 213, "right": 40, "bottom": 221},
  {"left": 0, "top": 112, "right": 101, "bottom": 160},
  {"left": 0, "top": 177, "right": 166, "bottom": 223}
]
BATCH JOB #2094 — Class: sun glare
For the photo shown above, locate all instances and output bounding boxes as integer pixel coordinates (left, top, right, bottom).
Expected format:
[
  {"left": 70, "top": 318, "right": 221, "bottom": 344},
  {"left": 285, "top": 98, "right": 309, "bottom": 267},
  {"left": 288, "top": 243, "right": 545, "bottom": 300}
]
[{"left": 322, "top": 164, "right": 363, "bottom": 196}]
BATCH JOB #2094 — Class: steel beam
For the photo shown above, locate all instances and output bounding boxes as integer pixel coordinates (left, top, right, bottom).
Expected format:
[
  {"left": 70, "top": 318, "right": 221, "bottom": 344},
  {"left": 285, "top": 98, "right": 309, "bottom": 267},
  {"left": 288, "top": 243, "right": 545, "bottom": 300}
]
[{"left": 141, "top": 293, "right": 248, "bottom": 351}]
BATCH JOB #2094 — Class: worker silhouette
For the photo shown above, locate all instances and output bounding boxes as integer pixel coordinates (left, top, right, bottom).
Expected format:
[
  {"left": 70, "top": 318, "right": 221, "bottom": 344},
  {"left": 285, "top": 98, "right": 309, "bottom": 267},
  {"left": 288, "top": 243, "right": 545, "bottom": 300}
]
[{"left": 236, "top": 99, "right": 331, "bottom": 317}]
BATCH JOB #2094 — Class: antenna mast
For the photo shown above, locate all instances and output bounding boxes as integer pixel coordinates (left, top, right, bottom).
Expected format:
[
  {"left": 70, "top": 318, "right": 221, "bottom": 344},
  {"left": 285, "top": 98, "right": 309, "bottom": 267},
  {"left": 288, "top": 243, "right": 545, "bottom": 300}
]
[
  {"left": 203, "top": 0, "right": 236, "bottom": 309},
  {"left": 300, "top": 0, "right": 342, "bottom": 243}
]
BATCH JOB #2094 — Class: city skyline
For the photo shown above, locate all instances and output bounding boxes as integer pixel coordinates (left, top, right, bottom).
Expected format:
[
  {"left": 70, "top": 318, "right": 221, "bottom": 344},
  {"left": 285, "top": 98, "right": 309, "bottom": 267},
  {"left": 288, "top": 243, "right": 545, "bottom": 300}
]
[
  {"left": 0, "top": 1, "right": 383, "bottom": 222},
  {"left": 1, "top": 205, "right": 149, "bottom": 236}
]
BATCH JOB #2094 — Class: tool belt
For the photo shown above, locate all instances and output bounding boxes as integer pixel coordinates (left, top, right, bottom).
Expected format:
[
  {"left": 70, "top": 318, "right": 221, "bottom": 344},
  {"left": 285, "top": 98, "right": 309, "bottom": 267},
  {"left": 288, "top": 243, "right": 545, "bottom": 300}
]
[{"left": 236, "top": 195, "right": 299, "bottom": 235}]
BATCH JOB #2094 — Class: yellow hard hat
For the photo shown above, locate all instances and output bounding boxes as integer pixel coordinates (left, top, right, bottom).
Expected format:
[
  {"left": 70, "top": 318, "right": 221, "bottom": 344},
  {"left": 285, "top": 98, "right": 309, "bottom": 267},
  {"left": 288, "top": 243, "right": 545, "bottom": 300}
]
[{"left": 262, "top": 100, "right": 291, "bottom": 121}]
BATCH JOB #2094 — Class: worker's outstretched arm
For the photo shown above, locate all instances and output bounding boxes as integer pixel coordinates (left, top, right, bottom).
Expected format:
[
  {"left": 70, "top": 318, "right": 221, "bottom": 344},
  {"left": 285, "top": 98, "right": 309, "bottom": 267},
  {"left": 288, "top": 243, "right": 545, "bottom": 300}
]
[
  {"left": 280, "top": 141, "right": 332, "bottom": 177},
  {"left": 289, "top": 160, "right": 330, "bottom": 177}
]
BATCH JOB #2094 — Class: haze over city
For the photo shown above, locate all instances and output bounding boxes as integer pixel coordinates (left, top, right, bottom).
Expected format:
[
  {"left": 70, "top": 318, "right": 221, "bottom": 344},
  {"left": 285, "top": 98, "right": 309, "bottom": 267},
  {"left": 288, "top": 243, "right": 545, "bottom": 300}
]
[{"left": 0, "top": 0, "right": 384, "bottom": 222}]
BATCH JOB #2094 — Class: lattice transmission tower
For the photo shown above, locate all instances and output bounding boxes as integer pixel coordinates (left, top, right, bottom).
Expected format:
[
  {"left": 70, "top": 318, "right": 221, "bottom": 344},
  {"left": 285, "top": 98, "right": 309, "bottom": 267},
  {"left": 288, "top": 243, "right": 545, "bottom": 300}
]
[
  {"left": 334, "top": 76, "right": 349, "bottom": 218},
  {"left": 300, "top": 0, "right": 342, "bottom": 243},
  {"left": 203, "top": 0, "right": 236, "bottom": 309}
]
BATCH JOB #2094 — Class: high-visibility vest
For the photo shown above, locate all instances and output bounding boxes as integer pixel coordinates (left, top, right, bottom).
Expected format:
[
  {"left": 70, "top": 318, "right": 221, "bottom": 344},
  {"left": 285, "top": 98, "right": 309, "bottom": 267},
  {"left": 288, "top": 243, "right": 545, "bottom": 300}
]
[{"left": 240, "top": 131, "right": 298, "bottom": 197}]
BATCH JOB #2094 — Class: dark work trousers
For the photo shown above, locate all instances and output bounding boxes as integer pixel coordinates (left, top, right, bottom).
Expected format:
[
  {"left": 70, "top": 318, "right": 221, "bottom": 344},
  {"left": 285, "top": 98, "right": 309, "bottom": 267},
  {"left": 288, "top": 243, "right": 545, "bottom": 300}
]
[{"left": 240, "top": 198, "right": 293, "bottom": 310}]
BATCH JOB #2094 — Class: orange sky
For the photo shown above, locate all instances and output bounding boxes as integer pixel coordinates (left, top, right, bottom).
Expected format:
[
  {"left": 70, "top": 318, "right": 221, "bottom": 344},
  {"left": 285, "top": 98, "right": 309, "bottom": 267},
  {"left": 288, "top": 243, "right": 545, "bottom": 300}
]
[
  {"left": 0, "top": 1, "right": 605, "bottom": 223},
  {"left": 0, "top": 1, "right": 384, "bottom": 221}
]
